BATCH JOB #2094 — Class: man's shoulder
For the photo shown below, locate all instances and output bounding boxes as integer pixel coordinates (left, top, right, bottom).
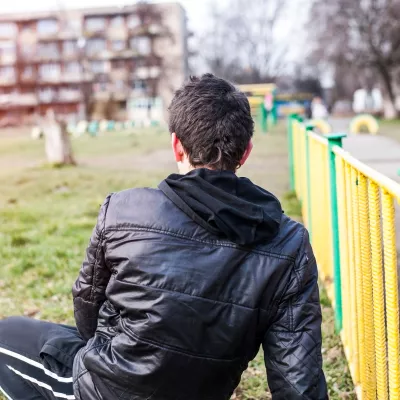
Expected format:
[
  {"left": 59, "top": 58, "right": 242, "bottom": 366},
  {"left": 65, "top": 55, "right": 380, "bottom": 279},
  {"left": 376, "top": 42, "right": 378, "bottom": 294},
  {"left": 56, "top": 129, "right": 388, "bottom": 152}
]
[
  {"left": 104, "top": 187, "right": 198, "bottom": 235},
  {"left": 259, "top": 213, "right": 308, "bottom": 262},
  {"left": 110, "top": 187, "right": 163, "bottom": 204}
]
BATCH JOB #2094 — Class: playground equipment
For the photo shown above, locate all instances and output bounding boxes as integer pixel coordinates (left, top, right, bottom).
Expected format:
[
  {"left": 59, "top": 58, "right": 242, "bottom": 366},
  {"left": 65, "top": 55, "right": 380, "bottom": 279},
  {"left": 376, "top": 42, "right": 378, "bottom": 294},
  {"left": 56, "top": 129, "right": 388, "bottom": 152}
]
[
  {"left": 275, "top": 92, "right": 314, "bottom": 117},
  {"left": 350, "top": 114, "right": 379, "bottom": 135},
  {"left": 288, "top": 115, "right": 400, "bottom": 399},
  {"left": 238, "top": 83, "right": 277, "bottom": 133},
  {"left": 31, "top": 126, "right": 43, "bottom": 140},
  {"left": 99, "top": 120, "right": 109, "bottom": 132},
  {"left": 310, "top": 119, "right": 332, "bottom": 135}
]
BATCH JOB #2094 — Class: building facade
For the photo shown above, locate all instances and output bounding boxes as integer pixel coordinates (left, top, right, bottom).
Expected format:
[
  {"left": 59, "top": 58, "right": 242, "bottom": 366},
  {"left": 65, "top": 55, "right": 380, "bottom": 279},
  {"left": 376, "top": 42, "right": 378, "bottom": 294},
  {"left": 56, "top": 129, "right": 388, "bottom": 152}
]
[{"left": 0, "top": 2, "right": 189, "bottom": 126}]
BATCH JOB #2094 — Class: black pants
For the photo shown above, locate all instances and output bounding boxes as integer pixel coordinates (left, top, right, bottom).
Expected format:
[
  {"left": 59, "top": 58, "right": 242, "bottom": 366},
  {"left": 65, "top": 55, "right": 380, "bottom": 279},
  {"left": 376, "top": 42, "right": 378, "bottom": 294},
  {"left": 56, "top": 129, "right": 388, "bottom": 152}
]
[{"left": 0, "top": 317, "right": 85, "bottom": 400}]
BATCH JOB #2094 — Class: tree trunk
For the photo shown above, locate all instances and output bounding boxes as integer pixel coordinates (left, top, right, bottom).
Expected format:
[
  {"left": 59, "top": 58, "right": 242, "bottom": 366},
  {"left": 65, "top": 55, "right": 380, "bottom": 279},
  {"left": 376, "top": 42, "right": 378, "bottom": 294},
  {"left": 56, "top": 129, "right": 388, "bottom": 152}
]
[
  {"left": 377, "top": 65, "right": 399, "bottom": 119},
  {"left": 41, "top": 110, "right": 76, "bottom": 166}
]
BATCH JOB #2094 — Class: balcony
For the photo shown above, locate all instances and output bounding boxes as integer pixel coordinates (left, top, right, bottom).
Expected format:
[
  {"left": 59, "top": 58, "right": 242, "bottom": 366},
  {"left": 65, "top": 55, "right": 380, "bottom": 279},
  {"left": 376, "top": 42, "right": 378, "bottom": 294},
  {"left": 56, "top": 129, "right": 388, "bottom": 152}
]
[
  {"left": 113, "top": 89, "right": 130, "bottom": 101},
  {"left": 38, "top": 75, "right": 62, "bottom": 84},
  {"left": 132, "top": 66, "right": 160, "bottom": 80},
  {"left": 0, "top": 76, "right": 16, "bottom": 86},
  {"left": 107, "top": 26, "right": 128, "bottom": 40},
  {"left": 109, "top": 49, "right": 137, "bottom": 60},
  {"left": 35, "top": 53, "right": 61, "bottom": 62},
  {"left": 37, "top": 31, "right": 60, "bottom": 41},
  {"left": 0, "top": 32, "right": 17, "bottom": 41},
  {"left": 39, "top": 30, "right": 79, "bottom": 42},
  {"left": 0, "top": 54, "right": 16, "bottom": 66},
  {"left": 84, "top": 29, "right": 106, "bottom": 39},
  {"left": 93, "top": 91, "right": 110, "bottom": 101},
  {"left": 129, "top": 24, "right": 162, "bottom": 37},
  {"left": 20, "top": 75, "right": 37, "bottom": 84},
  {"left": 86, "top": 49, "right": 111, "bottom": 60},
  {"left": 0, "top": 93, "right": 37, "bottom": 107},
  {"left": 14, "top": 93, "right": 38, "bottom": 106},
  {"left": 110, "top": 69, "right": 128, "bottom": 80},
  {"left": 58, "top": 91, "right": 82, "bottom": 103},
  {"left": 61, "top": 72, "right": 93, "bottom": 83}
]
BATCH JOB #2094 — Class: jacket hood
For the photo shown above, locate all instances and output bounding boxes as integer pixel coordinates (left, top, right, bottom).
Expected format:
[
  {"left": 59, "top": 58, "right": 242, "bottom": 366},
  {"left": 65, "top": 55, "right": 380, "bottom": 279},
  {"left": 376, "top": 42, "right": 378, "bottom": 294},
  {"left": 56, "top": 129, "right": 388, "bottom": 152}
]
[{"left": 158, "top": 168, "right": 282, "bottom": 246}]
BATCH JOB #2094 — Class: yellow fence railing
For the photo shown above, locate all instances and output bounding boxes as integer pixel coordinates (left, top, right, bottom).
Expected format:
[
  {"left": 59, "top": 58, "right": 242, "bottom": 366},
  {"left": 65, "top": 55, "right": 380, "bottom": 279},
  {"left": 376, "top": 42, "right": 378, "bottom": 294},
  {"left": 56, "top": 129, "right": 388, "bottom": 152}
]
[{"left": 288, "top": 115, "right": 400, "bottom": 399}]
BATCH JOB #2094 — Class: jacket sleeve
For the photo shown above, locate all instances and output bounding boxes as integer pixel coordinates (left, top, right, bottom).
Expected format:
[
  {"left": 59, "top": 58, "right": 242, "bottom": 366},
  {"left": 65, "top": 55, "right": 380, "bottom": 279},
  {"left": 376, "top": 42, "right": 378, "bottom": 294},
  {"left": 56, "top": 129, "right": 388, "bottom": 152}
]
[
  {"left": 72, "top": 194, "right": 113, "bottom": 341},
  {"left": 263, "top": 229, "right": 328, "bottom": 399}
]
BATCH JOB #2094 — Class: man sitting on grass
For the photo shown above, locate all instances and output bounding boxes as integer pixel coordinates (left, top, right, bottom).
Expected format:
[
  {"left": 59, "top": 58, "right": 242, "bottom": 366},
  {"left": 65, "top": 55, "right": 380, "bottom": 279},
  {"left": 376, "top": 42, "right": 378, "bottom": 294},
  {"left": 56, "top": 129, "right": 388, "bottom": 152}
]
[{"left": 0, "top": 74, "right": 327, "bottom": 400}]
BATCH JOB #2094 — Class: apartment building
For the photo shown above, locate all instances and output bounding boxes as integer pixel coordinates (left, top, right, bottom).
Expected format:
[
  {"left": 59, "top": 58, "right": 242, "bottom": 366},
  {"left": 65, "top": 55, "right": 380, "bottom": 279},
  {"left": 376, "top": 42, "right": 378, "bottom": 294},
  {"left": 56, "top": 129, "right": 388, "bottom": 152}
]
[{"left": 0, "top": 3, "right": 189, "bottom": 125}]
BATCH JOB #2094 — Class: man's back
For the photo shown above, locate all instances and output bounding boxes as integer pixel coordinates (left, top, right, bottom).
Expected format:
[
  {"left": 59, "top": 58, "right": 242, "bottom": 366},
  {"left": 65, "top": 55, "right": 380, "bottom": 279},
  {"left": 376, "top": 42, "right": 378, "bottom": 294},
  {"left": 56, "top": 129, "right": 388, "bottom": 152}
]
[
  {"left": 73, "top": 169, "right": 327, "bottom": 399},
  {"left": 0, "top": 74, "right": 327, "bottom": 400}
]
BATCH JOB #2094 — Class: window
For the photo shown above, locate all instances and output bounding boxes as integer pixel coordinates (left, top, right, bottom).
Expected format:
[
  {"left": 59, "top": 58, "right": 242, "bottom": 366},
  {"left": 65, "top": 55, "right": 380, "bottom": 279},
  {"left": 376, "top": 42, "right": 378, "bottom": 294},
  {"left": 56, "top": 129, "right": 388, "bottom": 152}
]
[
  {"left": 132, "top": 79, "right": 146, "bottom": 91},
  {"left": 110, "top": 16, "right": 125, "bottom": 28},
  {"left": 130, "top": 37, "right": 150, "bottom": 55},
  {"left": 20, "top": 44, "right": 35, "bottom": 58},
  {"left": 111, "top": 40, "right": 125, "bottom": 52},
  {"left": 127, "top": 14, "right": 140, "bottom": 29},
  {"left": 149, "top": 66, "right": 160, "bottom": 78},
  {"left": 0, "top": 66, "right": 15, "bottom": 80},
  {"left": 38, "top": 63, "right": 61, "bottom": 80},
  {"left": 37, "top": 19, "right": 59, "bottom": 35},
  {"left": 115, "top": 80, "right": 125, "bottom": 90},
  {"left": 63, "top": 41, "right": 77, "bottom": 56},
  {"left": 0, "top": 23, "right": 17, "bottom": 37},
  {"left": 85, "top": 17, "right": 106, "bottom": 32},
  {"left": 38, "top": 87, "right": 56, "bottom": 103},
  {"left": 86, "top": 39, "right": 106, "bottom": 55},
  {"left": 94, "top": 81, "right": 108, "bottom": 92},
  {"left": 59, "top": 87, "right": 80, "bottom": 101},
  {"left": 91, "top": 60, "right": 106, "bottom": 74},
  {"left": 64, "top": 62, "right": 81, "bottom": 75},
  {"left": 38, "top": 42, "right": 59, "bottom": 59},
  {"left": 68, "top": 19, "right": 81, "bottom": 35},
  {"left": 0, "top": 42, "right": 16, "bottom": 58},
  {"left": 22, "top": 66, "right": 34, "bottom": 80},
  {"left": 21, "top": 24, "right": 34, "bottom": 34},
  {"left": 112, "top": 59, "right": 125, "bottom": 69}
]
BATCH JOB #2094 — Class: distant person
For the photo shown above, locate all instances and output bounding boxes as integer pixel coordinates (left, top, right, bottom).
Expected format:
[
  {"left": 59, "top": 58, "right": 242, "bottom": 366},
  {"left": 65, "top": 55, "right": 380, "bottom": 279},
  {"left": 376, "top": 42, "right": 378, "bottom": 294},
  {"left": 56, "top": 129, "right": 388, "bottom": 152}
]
[
  {"left": 305, "top": 101, "right": 313, "bottom": 119},
  {"left": 0, "top": 74, "right": 327, "bottom": 400},
  {"left": 311, "top": 96, "right": 329, "bottom": 119}
]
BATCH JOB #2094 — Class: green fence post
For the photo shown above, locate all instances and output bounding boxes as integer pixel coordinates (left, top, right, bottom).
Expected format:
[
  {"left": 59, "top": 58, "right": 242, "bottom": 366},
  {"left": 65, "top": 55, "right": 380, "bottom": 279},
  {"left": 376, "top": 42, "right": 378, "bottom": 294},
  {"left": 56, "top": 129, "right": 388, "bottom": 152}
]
[
  {"left": 326, "top": 133, "right": 346, "bottom": 332},
  {"left": 259, "top": 102, "right": 268, "bottom": 134},
  {"left": 305, "top": 123, "right": 314, "bottom": 241},
  {"left": 271, "top": 88, "right": 278, "bottom": 126},
  {"left": 287, "top": 114, "right": 297, "bottom": 191}
]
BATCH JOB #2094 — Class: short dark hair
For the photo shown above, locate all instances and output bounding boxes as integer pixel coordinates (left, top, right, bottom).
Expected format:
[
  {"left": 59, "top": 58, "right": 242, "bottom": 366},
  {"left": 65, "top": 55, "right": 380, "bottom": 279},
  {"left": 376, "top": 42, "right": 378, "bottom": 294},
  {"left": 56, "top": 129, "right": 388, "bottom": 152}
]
[{"left": 168, "top": 73, "right": 254, "bottom": 171}]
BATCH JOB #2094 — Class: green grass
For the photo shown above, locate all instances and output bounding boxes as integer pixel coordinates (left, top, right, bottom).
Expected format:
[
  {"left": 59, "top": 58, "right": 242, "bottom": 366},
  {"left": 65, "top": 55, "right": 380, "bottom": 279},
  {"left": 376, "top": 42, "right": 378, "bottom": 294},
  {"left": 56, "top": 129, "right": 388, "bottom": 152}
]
[
  {"left": 379, "top": 119, "right": 400, "bottom": 142},
  {"left": 0, "top": 124, "right": 354, "bottom": 399}
]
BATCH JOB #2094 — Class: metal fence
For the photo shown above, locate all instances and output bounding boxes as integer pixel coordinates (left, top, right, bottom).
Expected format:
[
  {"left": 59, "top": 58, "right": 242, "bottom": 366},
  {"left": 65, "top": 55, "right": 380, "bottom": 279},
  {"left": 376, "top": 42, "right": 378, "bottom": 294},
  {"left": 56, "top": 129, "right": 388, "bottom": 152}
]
[{"left": 288, "top": 115, "right": 400, "bottom": 399}]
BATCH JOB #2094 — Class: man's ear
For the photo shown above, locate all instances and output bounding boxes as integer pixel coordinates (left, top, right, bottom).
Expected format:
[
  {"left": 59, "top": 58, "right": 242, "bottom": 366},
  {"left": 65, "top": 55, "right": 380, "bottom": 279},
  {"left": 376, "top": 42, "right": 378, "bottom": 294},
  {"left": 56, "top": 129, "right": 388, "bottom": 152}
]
[
  {"left": 171, "top": 132, "right": 185, "bottom": 162},
  {"left": 239, "top": 140, "right": 253, "bottom": 166}
]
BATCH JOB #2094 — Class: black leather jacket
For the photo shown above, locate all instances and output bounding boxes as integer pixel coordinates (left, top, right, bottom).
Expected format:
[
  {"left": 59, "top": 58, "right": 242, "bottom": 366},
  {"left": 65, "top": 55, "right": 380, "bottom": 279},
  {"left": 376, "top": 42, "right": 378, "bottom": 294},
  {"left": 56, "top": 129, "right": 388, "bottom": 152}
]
[{"left": 72, "top": 169, "right": 327, "bottom": 399}]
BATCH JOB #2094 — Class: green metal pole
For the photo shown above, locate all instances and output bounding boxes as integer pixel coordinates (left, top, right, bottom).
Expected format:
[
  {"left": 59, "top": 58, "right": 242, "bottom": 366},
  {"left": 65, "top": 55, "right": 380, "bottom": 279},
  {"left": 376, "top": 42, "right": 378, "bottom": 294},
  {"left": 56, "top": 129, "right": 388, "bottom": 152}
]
[
  {"left": 287, "top": 114, "right": 297, "bottom": 191},
  {"left": 271, "top": 88, "right": 278, "bottom": 125},
  {"left": 259, "top": 102, "right": 268, "bottom": 134},
  {"left": 326, "top": 133, "right": 346, "bottom": 333},
  {"left": 305, "top": 123, "right": 314, "bottom": 241}
]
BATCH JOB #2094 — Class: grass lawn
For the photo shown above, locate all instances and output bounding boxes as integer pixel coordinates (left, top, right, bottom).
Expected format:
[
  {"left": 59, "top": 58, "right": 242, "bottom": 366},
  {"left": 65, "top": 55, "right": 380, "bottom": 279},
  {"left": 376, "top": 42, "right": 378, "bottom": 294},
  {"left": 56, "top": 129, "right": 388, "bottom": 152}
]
[
  {"left": 379, "top": 119, "right": 400, "bottom": 142},
  {"left": 0, "top": 123, "right": 354, "bottom": 399}
]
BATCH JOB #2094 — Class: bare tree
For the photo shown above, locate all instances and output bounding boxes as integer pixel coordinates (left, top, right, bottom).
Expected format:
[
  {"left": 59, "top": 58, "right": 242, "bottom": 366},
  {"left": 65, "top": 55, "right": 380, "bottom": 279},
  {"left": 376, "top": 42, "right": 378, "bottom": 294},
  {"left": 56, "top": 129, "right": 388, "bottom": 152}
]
[
  {"left": 200, "top": 0, "right": 288, "bottom": 83},
  {"left": 129, "top": 2, "right": 190, "bottom": 120},
  {"left": 309, "top": 0, "right": 400, "bottom": 118}
]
